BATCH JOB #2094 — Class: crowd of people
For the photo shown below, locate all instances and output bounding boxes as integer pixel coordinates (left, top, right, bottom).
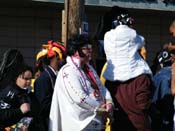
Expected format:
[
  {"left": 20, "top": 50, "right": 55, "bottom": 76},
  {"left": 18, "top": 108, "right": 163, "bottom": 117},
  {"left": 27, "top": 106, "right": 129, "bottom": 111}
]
[{"left": 0, "top": 9, "right": 175, "bottom": 131}]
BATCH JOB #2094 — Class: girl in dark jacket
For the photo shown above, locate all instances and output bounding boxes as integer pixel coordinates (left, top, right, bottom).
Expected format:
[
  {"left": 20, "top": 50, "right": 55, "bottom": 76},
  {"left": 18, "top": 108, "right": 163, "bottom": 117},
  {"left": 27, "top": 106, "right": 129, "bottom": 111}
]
[{"left": 0, "top": 49, "right": 39, "bottom": 131}]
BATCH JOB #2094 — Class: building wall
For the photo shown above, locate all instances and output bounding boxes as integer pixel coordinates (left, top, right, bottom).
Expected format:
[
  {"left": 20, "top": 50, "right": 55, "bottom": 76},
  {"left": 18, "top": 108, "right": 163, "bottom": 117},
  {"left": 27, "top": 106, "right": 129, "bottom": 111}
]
[
  {"left": 0, "top": 3, "right": 175, "bottom": 70},
  {"left": 130, "top": 9, "right": 175, "bottom": 65},
  {"left": 0, "top": 3, "right": 63, "bottom": 66}
]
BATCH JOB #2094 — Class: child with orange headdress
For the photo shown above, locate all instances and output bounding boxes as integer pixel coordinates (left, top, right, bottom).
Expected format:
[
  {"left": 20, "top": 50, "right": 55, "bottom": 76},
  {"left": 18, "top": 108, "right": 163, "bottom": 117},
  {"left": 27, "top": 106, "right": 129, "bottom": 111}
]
[{"left": 33, "top": 40, "right": 66, "bottom": 131}]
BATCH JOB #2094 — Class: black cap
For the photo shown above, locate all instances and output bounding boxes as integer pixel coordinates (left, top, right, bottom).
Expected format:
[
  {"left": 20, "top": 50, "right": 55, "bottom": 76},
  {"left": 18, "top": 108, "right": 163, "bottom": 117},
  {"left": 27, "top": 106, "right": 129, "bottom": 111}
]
[{"left": 157, "top": 49, "right": 171, "bottom": 65}]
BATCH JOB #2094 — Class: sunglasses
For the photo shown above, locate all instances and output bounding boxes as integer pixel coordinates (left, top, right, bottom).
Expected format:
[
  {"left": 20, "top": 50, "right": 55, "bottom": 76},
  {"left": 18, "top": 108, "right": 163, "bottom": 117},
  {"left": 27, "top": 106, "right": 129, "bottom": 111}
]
[
  {"left": 21, "top": 76, "right": 32, "bottom": 81},
  {"left": 81, "top": 44, "right": 92, "bottom": 50}
]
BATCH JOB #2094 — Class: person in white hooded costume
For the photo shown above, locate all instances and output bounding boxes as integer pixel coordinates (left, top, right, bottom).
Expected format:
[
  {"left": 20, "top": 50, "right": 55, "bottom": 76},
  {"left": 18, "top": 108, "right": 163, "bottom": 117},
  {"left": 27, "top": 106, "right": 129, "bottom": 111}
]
[
  {"left": 103, "top": 9, "right": 154, "bottom": 131},
  {"left": 49, "top": 35, "right": 113, "bottom": 131}
]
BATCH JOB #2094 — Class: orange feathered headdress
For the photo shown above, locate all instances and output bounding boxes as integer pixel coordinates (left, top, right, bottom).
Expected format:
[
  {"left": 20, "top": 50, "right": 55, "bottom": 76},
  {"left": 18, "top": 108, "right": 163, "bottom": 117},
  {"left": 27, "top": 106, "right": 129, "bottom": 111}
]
[{"left": 36, "top": 40, "right": 66, "bottom": 61}]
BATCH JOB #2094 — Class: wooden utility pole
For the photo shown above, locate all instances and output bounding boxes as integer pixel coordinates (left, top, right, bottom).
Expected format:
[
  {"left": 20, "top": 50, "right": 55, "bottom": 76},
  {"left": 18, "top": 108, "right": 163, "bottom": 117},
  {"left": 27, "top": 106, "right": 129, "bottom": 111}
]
[
  {"left": 62, "top": 0, "right": 85, "bottom": 47},
  {"left": 62, "top": 0, "right": 69, "bottom": 47},
  {"left": 68, "top": 0, "right": 85, "bottom": 38}
]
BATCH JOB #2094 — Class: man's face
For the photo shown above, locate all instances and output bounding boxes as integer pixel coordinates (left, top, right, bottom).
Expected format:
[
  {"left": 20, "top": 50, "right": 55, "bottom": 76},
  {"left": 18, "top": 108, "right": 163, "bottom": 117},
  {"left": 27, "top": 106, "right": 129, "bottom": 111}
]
[
  {"left": 170, "top": 25, "right": 175, "bottom": 37},
  {"left": 80, "top": 44, "right": 92, "bottom": 63}
]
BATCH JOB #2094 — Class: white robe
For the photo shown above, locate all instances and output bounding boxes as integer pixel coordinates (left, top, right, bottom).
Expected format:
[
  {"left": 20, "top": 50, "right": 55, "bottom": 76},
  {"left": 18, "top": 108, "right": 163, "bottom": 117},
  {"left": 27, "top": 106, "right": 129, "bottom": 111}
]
[{"left": 49, "top": 56, "right": 113, "bottom": 131}]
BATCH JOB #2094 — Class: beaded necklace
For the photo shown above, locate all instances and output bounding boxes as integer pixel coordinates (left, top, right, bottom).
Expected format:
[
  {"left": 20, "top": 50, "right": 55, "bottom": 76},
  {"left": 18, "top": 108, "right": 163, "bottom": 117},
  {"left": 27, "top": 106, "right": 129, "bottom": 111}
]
[
  {"left": 71, "top": 57, "right": 104, "bottom": 102},
  {"left": 71, "top": 57, "right": 89, "bottom": 94},
  {"left": 83, "top": 64, "right": 105, "bottom": 102}
]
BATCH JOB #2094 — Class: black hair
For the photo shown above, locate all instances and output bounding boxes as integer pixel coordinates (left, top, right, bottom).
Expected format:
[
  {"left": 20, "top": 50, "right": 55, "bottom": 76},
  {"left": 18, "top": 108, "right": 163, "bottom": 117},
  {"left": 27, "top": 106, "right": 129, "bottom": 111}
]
[
  {"left": 18, "top": 64, "right": 33, "bottom": 78},
  {"left": 0, "top": 49, "right": 25, "bottom": 88},
  {"left": 66, "top": 34, "right": 90, "bottom": 57}
]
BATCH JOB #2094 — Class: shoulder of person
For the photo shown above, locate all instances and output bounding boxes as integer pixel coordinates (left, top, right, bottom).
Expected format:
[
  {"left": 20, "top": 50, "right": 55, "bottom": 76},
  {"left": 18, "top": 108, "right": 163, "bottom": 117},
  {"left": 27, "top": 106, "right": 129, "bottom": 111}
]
[
  {"left": 61, "top": 64, "right": 75, "bottom": 74},
  {"left": 35, "top": 71, "right": 50, "bottom": 82}
]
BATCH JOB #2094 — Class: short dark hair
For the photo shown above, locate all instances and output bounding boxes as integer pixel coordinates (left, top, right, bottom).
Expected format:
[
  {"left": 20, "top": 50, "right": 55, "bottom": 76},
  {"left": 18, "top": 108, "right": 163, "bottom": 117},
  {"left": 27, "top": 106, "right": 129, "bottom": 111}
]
[
  {"left": 66, "top": 34, "right": 90, "bottom": 56},
  {"left": 18, "top": 64, "right": 33, "bottom": 78}
]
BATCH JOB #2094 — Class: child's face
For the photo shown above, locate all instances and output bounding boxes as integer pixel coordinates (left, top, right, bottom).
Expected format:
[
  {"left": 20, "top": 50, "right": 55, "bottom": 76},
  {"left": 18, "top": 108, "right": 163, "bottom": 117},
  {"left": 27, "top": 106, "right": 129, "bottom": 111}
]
[{"left": 16, "top": 70, "right": 32, "bottom": 89}]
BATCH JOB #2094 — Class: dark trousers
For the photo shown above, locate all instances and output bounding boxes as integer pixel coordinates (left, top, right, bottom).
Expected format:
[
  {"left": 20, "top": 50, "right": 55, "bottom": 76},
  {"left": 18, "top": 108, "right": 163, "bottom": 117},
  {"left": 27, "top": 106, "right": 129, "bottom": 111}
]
[{"left": 106, "top": 74, "right": 154, "bottom": 131}]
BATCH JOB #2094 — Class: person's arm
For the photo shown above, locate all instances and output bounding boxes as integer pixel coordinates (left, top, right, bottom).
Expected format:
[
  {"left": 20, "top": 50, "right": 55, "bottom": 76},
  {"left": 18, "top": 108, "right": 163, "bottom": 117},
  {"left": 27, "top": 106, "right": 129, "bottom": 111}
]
[
  {"left": 61, "top": 67, "right": 105, "bottom": 111},
  {"left": 135, "top": 34, "right": 145, "bottom": 49},
  {"left": 0, "top": 103, "right": 30, "bottom": 127},
  {"left": 88, "top": 64, "right": 114, "bottom": 114},
  {"left": 34, "top": 76, "right": 53, "bottom": 117},
  {"left": 171, "top": 62, "right": 175, "bottom": 96}
]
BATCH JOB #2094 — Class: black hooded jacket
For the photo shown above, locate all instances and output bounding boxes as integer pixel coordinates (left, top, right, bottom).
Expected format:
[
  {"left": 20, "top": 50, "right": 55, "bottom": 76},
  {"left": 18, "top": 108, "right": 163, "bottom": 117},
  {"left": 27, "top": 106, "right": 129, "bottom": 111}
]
[{"left": 0, "top": 83, "right": 39, "bottom": 130}]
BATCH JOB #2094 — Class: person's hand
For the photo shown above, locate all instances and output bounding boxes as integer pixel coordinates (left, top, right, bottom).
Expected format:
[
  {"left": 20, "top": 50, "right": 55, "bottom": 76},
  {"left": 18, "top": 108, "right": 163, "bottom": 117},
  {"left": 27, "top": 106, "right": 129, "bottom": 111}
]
[
  {"left": 105, "top": 103, "right": 113, "bottom": 112},
  {"left": 20, "top": 103, "right": 30, "bottom": 114},
  {"left": 96, "top": 104, "right": 108, "bottom": 118},
  {"left": 96, "top": 103, "right": 113, "bottom": 123},
  {"left": 105, "top": 103, "right": 113, "bottom": 122}
]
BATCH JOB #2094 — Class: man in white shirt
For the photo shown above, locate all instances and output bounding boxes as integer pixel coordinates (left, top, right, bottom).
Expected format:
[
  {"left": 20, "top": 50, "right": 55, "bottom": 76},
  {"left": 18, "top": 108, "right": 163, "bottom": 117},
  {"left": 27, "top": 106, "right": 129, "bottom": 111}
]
[{"left": 49, "top": 35, "right": 113, "bottom": 131}]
